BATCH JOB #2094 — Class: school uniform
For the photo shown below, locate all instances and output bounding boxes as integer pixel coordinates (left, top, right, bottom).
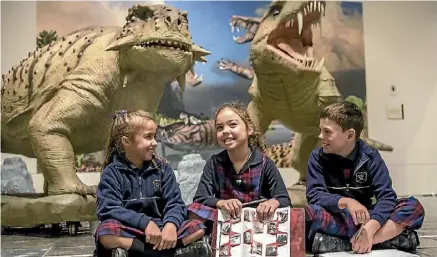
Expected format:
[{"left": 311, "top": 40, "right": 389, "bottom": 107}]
[
  {"left": 187, "top": 146, "right": 292, "bottom": 229},
  {"left": 305, "top": 139, "right": 425, "bottom": 246},
  {"left": 94, "top": 153, "right": 205, "bottom": 253}
]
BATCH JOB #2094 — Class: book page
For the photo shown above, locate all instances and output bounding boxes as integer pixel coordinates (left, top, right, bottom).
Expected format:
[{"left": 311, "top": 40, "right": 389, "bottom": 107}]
[
  {"left": 215, "top": 207, "right": 291, "bottom": 257},
  {"left": 319, "top": 249, "right": 420, "bottom": 257}
]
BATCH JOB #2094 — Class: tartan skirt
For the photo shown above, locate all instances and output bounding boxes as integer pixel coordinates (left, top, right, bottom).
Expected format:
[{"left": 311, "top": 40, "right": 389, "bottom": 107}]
[
  {"left": 95, "top": 218, "right": 206, "bottom": 241},
  {"left": 187, "top": 202, "right": 218, "bottom": 221},
  {"left": 305, "top": 196, "right": 425, "bottom": 240}
]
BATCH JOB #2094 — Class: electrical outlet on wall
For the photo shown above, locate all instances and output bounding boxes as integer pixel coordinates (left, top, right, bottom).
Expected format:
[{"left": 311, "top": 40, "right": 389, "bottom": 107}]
[{"left": 386, "top": 103, "right": 404, "bottom": 120}]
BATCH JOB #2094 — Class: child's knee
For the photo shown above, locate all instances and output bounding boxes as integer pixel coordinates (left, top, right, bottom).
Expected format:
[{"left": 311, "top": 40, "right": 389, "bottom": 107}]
[
  {"left": 409, "top": 197, "right": 424, "bottom": 215},
  {"left": 99, "top": 235, "right": 132, "bottom": 249},
  {"left": 305, "top": 204, "right": 326, "bottom": 219},
  {"left": 188, "top": 212, "right": 207, "bottom": 222}
]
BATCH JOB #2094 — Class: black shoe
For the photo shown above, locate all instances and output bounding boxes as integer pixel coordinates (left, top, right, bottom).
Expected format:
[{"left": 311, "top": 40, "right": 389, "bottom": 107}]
[
  {"left": 311, "top": 232, "right": 352, "bottom": 254},
  {"left": 374, "top": 230, "right": 420, "bottom": 252},
  {"left": 175, "top": 236, "right": 212, "bottom": 257},
  {"left": 111, "top": 248, "right": 128, "bottom": 257}
]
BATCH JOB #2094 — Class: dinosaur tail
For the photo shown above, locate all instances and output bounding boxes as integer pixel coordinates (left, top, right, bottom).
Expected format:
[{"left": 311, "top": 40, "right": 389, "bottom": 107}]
[{"left": 361, "top": 137, "right": 394, "bottom": 152}]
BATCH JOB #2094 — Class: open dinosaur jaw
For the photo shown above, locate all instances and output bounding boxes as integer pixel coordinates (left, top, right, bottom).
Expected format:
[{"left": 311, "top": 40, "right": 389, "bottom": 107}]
[
  {"left": 134, "top": 38, "right": 191, "bottom": 52},
  {"left": 267, "top": 0, "right": 326, "bottom": 72}
]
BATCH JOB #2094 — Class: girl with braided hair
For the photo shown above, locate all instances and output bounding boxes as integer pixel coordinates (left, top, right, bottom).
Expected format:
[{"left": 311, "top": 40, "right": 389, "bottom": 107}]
[{"left": 94, "top": 109, "right": 210, "bottom": 257}]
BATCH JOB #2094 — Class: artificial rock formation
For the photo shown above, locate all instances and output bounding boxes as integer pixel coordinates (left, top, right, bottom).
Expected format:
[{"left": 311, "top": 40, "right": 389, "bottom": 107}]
[
  {"left": 1, "top": 157, "right": 36, "bottom": 194},
  {"left": 175, "top": 154, "right": 206, "bottom": 204}
]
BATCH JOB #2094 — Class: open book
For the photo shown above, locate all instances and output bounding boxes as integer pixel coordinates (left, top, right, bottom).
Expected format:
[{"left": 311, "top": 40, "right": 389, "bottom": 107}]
[{"left": 212, "top": 207, "right": 295, "bottom": 257}]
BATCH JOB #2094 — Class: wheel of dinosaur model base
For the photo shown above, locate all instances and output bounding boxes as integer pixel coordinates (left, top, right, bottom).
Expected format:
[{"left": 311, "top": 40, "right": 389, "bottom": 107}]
[
  {"left": 67, "top": 222, "right": 80, "bottom": 235},
  {"left": 51, "top": 223, "right": 62, "bottom": 235}
]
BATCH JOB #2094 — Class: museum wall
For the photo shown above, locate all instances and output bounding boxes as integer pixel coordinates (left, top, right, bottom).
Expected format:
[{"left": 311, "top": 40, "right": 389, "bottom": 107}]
[
  {"left": 363, "top": 1, "right": 437, "bottom": 195},
  {"left": 1, "top": 1, "right": 435, "bottom": 196}
]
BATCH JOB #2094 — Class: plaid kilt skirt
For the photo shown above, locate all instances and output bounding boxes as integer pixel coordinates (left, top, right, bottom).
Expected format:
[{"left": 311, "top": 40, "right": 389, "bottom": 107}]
[
  {"left": 305, "top": 196, "right": 425, "bottom": 240},
  {"left": 187, "top": 202, "right": 218, "bottom": 222},
  {"left": 95, "top": 218, "right": 206, "bottom": 241}
]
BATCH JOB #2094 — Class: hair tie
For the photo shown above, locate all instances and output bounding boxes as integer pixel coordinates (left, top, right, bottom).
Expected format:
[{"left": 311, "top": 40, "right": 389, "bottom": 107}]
[{"left": 112, "top": 110, "right": 128, "bottom": 119}]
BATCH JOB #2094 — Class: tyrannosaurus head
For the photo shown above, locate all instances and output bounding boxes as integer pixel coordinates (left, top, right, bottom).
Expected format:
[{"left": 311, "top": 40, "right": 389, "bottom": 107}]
[
  {"left": 106, "top": 4, "right": 210, "bottom": 91},
  {"left": 251, "top": 0, "right": 326, "bottom": 74}
]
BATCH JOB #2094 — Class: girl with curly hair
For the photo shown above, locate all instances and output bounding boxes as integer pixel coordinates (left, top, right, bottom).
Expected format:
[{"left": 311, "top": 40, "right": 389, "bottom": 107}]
[{"left": 187, "top": 101, "right": 292, "bottom": 235}]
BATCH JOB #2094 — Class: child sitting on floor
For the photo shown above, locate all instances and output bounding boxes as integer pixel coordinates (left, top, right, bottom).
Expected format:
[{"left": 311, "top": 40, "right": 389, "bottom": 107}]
[
  {"left": 188, "top": 101, "right": 292, "bottom": 236},
  {"left": 305, "top": 101, "right": 425, "bottom": 254},
  {"left": 94, "top": 109, "right": 210, "bottom": 257}
]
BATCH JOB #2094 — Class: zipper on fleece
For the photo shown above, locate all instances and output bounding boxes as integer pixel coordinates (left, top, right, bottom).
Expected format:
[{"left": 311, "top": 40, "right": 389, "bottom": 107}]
[{"left": 138, "top": 176, "right": 143, "bottom": 199}]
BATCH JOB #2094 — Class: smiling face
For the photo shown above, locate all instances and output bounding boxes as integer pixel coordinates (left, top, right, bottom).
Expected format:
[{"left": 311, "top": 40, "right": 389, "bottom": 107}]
[
  {"left": 319, "top": 118, "right": 356, "bottom": 156},
  {"left": 215, "top": 108, "right": 253, "bottom": 152},
  {"left": 122, "top": 118, "right": 158, "bottom": 165}
]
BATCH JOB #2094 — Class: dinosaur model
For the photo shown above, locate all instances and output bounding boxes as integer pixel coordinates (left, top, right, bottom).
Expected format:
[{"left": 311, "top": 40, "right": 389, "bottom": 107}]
[
  {"left": 1, "top": 4, "right": 210, "bottom": 196},
  {"left": 218, "top": 0, "right": 392, "bottom": 183},
  {"left": 157, "top": 113, "right": 218, "bottom": 153}
]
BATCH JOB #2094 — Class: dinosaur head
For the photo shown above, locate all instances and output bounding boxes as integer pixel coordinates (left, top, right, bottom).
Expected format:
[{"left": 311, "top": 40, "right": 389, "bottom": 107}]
[
  {"left": 106, "top": 4, "right": 210, "bottom": 91},
  {"left": 251, "top": 0, "right": 326, "bottom": 74}
]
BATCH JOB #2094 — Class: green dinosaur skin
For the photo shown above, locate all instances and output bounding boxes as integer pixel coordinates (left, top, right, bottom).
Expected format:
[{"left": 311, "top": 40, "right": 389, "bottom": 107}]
[
  {"left": 1, "top": 4, "right": 210, "bottom": 196},
  {"left": 230, "top": 0, "right": 392, "bottom": 183}
]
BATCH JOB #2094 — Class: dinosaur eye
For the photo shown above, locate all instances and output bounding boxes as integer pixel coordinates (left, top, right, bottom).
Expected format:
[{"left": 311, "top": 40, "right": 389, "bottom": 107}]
[{"left": 270, "top": 5, "right": 282, "bottom": 16}]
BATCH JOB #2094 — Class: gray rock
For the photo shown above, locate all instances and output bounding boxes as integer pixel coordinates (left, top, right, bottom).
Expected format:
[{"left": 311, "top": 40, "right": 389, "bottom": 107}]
[
  {"left": 175, "top": 154, "right": 205, "bottom": 204},
  {"left": 1, "top": 157, "right": 36, "bottom": 194}
]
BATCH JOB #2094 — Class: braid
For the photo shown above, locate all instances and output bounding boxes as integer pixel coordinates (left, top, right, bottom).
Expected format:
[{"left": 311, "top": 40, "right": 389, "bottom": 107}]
[
  {"left": 102, "top": 109, "right": 167, "bottom": 170},
  {"left": 103, "top": 120, "right": 117, "bottom": 169}
]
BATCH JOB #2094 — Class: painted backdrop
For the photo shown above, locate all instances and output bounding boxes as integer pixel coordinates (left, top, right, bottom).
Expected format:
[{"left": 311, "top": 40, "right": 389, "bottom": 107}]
[{"left": 35, "top": 0, "right": 367, "bottom": 171}]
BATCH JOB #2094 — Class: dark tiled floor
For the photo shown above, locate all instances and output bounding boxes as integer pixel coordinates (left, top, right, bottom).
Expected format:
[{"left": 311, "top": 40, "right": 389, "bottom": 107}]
[{"left": 1, "top": 196, "right": 436, "bottom": 257}]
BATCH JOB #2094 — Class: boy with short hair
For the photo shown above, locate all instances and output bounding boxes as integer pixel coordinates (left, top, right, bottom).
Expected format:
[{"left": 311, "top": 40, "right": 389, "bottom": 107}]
[{"left": 305, "top": 101, "right": 425, "bottom": 254}]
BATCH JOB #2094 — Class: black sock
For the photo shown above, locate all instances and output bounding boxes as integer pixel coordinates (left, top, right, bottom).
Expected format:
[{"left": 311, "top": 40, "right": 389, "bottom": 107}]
[{"left": 129, "top": 238, "right": 145, "bottom": 253}]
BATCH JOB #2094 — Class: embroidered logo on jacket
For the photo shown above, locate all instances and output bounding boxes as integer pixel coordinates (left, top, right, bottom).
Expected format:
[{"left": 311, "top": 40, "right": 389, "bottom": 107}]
[
  {"left": 152, "top": 180, "right": 161, "bottom": 192},
  {"left": 355, "top": 171, "right": 368, "bottom": 183}
]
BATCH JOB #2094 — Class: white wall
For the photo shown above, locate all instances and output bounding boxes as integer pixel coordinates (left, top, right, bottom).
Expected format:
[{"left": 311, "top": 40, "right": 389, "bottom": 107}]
[
  {"left": 363, "top": 1, "right": 437, "bottom": 196},
  {"left": 1, "top": 1, "right": 39, "bottom": 180}
]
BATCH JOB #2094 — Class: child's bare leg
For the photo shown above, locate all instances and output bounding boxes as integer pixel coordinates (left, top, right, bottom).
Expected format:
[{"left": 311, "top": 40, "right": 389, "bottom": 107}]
[
  {"left": 99, "top": 235, "right": 134, "bottom": 249},
  {"left": 182, "top": 229, "right": 205, "bottom": 246},
  {"left": 372, "top": 220, "right": 405, "bottom": 244}
]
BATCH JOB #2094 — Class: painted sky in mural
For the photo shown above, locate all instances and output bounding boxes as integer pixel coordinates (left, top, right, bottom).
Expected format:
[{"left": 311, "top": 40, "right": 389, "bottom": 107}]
[{"left": 37, "top": 1, "right": 366, "bottom": 118}]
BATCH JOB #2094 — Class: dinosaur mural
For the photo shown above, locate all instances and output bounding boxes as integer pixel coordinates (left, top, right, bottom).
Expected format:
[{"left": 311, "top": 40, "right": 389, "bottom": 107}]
[
  {"left": 1, "top": 4, "right": 210, "bottom": 196},
  {"left": 217, "top": 0, "right": 393, "bottom": 184}
]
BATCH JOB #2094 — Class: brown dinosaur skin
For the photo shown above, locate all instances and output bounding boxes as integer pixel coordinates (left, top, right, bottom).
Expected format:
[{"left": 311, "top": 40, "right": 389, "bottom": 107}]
[
  {"left": 221, "top": 1, "right": 392, "bottom": 183},
  {"left": 1, "top": 4, "right": 210, "bottom": 196}
]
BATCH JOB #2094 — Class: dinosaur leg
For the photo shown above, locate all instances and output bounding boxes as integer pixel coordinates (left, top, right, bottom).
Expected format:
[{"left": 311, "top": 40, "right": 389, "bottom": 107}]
[
  {"left": 290, "top": 131, "right": 320, "bottom": 184},
  {"left": 28, "top": 89, "right": 99, "bottom": 196},
  {"left": 247, "top": 98, "right": 273, "bottom": 134}
]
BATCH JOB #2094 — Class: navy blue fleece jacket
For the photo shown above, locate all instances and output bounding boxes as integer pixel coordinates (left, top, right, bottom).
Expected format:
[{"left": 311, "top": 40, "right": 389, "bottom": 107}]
[
  {"left": 306, "top": 139, "right": 397, "bottom": 226},
  {"left": 96, "top": 154, "right": 186, "bottom": 231}
]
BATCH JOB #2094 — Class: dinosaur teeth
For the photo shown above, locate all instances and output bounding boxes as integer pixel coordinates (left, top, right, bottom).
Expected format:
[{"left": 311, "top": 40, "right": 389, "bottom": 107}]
[
  {"left": 315, "top": 57, "right": 324, "bottom": 71},
  {"left": 297, "top": 12, "right": 303, "bottom": 35},
  {"left": 306, "top": 47, "right": 314, "bottom": 57}
]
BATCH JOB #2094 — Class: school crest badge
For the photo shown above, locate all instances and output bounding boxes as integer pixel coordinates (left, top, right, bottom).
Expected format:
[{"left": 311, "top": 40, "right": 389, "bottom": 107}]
[
  {"left": 153, "top": 180, "right": 161, "bottom": 192},
  {"left": 355, "top": 171, "right": 368, "bottom": 183}
]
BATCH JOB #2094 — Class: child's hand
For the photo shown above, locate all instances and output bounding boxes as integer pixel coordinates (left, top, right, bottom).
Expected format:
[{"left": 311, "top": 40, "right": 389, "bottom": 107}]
[
  {"left": 345, "top": 198, "right": 370, "bottom": 225},
  {"left": 351, "top": 226, "right": 373, "bottom": 254},
  {"left": 157, "top": 223, "right": 178, "bottom": 250},
  {"left": 217, "top": 199, "right": 243, "bottom": 219},
  {"left": 145, "top": 221, "right": 162, "bottom": 247},
  {"left": 256, "top": 199, "right": 280, "bottom": 220}
]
